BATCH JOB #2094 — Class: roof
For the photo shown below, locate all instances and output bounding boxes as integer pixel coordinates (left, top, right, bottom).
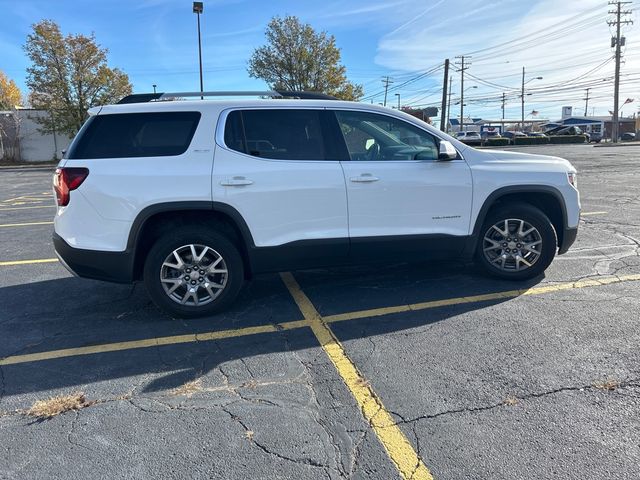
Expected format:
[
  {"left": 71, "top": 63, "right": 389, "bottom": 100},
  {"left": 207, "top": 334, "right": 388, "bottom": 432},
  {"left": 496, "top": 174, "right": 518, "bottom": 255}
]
[{"left": 558, "top": 116, "right": 635, "bottom": 123}]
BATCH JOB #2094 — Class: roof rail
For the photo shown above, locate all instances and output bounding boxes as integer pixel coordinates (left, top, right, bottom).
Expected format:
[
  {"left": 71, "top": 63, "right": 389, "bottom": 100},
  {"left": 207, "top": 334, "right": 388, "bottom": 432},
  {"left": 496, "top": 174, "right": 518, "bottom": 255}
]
[{"left": 116, "top": 90, "right": 338, "bottom": 104}]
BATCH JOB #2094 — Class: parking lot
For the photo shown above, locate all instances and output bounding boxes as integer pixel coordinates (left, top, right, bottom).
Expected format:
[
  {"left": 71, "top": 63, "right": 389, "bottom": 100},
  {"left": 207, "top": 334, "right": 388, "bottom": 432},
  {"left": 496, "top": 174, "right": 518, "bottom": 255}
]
[{"left": 1, "top": 144, "right": 639, "bottom": 479}]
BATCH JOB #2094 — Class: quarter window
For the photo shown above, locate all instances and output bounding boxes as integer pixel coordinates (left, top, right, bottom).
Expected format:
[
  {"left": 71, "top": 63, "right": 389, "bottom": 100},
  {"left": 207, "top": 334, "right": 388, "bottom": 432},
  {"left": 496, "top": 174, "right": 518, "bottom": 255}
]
[
  {"left": 69, "top": 112, "right": 201, "bottom": 159},
  {"left": 223, "top": 109, "right": 328, "bottom": 160},
  {"left": 334, "top": 110, "right": 440, "bottom": 161}
]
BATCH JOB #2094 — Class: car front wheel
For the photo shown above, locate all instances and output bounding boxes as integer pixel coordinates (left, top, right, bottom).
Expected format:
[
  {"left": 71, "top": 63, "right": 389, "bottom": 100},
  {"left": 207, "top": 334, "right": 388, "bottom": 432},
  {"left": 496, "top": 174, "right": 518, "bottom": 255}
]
[
  {"left": 476, "top": 204, "right": 557, "bottom": 280},
  {"left": 143, "top": 227, "right": 244, "bottom": 318}
]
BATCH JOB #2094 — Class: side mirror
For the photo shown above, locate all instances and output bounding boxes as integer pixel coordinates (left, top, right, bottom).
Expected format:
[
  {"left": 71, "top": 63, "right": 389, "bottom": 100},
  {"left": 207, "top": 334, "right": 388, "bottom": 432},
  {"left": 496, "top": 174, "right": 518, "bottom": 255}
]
[{"left": 438, "top": 140, "right": 457, "bottom": 160}]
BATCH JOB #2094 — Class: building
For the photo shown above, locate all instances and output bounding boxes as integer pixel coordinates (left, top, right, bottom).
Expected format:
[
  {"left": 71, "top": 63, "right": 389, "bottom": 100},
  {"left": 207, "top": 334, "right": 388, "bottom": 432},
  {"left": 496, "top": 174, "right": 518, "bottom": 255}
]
[{"left": 0, "top": 109, "right": 71, "bottom": 162}]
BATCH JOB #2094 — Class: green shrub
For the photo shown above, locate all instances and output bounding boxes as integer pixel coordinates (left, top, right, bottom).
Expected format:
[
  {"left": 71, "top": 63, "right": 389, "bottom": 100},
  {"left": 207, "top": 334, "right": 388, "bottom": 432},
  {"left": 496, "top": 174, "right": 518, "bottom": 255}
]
[
  {"left": 513, "top": 136, "right": 550, "bottom": 145},
  {"left": 548, "top": 135, "right": 587, "bottom": 144},
  {"left": 484, "top": 137, "right": 510, "bottom": 146}
]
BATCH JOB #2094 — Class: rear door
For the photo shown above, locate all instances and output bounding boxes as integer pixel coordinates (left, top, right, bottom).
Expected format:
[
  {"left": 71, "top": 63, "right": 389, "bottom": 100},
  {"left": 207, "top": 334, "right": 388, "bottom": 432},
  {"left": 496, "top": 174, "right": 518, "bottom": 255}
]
[
  {"left": 331, "top": 109, "right": 473, "bottom": 261},
  {"left": 212, "top": 108, "right": 349, "bottom": 270}
]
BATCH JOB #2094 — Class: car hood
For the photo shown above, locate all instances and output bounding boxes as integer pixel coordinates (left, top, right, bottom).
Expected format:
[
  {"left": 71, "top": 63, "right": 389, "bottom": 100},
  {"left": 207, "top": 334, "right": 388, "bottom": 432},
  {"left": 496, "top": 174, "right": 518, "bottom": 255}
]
[{"left": 475, "top": 149, "right": 576, "bottom": 173}]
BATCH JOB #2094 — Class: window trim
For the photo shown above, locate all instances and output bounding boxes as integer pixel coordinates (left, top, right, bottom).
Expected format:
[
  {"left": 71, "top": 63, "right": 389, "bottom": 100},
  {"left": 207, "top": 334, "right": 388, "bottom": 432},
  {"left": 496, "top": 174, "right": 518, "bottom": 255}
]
[
  {"left": 215, "top": 107, "right": 340, "bottom": 162},
  {"left": 328, "top": 108, "right": 465, "bottom": 162},
  {"left": 214, "top": 105, "right": 465, "bottom": 162}
]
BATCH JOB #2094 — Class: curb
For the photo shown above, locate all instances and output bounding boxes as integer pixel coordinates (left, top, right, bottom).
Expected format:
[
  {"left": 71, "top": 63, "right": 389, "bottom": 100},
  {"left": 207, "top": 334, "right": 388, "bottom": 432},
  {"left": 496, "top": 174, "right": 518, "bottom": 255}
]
[
  {"left": 0, "top": 163, "right": 57, "bottom": 170},
  {"left": 592, "top": 142, "right": 640, "bottom": 148}
]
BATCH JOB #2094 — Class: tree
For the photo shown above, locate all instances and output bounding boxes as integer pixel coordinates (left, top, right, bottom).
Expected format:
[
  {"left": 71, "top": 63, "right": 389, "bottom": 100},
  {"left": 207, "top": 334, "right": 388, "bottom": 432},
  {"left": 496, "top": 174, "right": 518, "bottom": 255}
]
[
  {"left": 0, "top": 71, "right": 22, "bottom": 109},
  {"left": 24, "top": 20, "right": 132, "bottom": 136},
  {"left": 248, "top": 16, "right": 363, "bottom": 101}
]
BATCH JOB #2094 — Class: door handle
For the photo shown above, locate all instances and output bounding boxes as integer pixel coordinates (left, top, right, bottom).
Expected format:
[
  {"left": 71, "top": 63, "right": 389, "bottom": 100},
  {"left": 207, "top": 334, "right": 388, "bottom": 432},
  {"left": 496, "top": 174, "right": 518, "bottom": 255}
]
[
  {"left": 350, "top": 174, "right": 379, "bottom": 183},
  {"left": 220, "top": 177, "right": 254, "bottom": 186}
]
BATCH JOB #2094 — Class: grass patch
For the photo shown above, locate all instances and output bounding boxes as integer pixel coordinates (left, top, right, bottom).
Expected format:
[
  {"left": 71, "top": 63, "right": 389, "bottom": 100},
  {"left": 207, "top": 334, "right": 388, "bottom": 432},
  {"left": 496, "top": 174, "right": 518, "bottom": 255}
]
[
  {"left": 593, "top": 379, "right": 619, "bottom": 391},
  {"left": 170, "top": 379, "right": 203, "bottom": 397},
  {"left": 27, "top": 392, "right": 92, "bottom": 419}
]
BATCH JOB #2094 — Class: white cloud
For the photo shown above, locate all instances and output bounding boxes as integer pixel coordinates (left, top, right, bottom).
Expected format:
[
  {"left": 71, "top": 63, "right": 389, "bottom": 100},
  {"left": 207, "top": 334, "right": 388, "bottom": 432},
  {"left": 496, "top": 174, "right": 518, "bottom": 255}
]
[{"left": 371, "top": 0, "right": 639, "bottom": 119}]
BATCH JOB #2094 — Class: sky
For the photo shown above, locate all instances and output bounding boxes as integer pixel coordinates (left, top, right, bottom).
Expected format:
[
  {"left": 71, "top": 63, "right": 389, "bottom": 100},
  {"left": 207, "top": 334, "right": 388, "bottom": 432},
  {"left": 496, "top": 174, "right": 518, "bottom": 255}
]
[{"left": 0, "top": 0, "right": 638, "bottom": 121}]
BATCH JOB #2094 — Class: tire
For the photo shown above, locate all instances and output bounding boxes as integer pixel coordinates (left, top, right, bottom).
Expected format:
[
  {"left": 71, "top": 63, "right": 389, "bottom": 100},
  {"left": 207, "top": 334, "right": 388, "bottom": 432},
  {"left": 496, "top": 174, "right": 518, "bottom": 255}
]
[
  {"left": 476, "top": 203, "right": 557, "bottom": 280},
  {"left": 143, "top": 226, "right": 244, "bottom": 318}
]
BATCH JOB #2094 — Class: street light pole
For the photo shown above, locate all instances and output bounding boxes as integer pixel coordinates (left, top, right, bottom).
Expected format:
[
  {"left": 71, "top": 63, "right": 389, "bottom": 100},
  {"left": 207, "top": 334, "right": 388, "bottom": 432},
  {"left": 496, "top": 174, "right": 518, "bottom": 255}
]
[
  {"left": 395, "top": 93, "right": 400, "bottom": 110},
  {"left": 152, "top": 84, "right": 157, "bottom": 94},
  {"left": 521, "top": 69, "right": 543, "bottom": 131},
  {"left": 193, "top": 2, "right": 204, "bottom": 99}
]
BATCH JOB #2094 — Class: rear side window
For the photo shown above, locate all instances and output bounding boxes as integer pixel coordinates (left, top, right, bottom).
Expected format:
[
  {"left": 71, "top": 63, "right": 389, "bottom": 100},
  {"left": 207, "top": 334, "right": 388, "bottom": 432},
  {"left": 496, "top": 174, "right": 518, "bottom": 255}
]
[
  {"left": 68, "top": 112, "right": 201, "bottom": 159},
  {"left": 223, "top": 109, "right": 328, "bottom": 160}
]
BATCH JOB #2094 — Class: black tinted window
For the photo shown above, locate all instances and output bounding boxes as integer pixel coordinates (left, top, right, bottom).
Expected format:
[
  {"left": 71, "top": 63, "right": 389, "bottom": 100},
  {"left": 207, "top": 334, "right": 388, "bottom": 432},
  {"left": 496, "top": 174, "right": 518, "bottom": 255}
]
[
  {"left": 224, "top": 109, "right": 328, "bottom": 160},
  {"left": 69, "top": 112, "right": 200, "bottom": 159}
]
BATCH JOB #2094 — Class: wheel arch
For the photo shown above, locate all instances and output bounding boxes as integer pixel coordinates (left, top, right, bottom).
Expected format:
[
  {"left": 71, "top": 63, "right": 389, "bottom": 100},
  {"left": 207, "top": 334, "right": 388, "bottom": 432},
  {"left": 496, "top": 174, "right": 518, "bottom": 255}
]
[
  {"left": 468, "top": 185, "right": 567, "bottom": 256},
  {"left": 129, "top": 201, "right": 255, "bottom": 281}
]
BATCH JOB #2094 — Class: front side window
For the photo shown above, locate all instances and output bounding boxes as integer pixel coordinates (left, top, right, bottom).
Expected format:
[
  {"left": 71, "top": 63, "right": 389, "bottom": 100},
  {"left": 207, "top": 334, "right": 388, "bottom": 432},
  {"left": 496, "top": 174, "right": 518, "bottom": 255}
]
[
  {"left": 69, "top": 112, "right": 201, "bottom": 159},
  {"left": 223, "top": 109, "right": 328, "bottom": 160},
  {"left": 334, "top": 110, "right": 440, "bottom": 161}
]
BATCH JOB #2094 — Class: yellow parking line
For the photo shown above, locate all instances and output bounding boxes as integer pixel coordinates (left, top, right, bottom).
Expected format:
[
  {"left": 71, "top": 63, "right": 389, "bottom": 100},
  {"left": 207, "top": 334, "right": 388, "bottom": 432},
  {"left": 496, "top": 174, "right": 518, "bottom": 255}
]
[
  {"left": 0, "top": 221, "right": 54, "bottom": 228},
  {"left": 581, "top": 211, "right": 607, "bottom": 216},
  {"left": 0, "top": 274, "right": 638, "bottom": 367},
  {"left": 0, "top": 319, "right": 309, "bottom": 366},
  {"left": 323, "top": 273, "right": 640, "bottom": 324},
  {"left": 280, "top": 272, "right": 433, "bottom": 480},
  {"left": 0, "top": 258, "right": 58, "bottom": 266},
  {"left": 0, "top": 205, "right": 56, "bottom": 211}
]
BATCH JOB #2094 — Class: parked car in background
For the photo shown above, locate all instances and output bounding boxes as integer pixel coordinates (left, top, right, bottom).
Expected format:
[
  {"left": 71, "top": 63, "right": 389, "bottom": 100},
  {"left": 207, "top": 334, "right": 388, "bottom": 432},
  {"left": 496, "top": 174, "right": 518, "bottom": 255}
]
[
  {"left": 621, "top": 132, "right": 636, "bottom": 141},
  {"left": 527, "top": 132, "right": 547, "bottom": 138},
  {"left": 502, "top": 131, "right": 528, "bottom": 144},
  {"left": 587, "top": 131, "right": 602, "bottom": 143},
  {"left": 545, "top": 125, "right": 583, "bottom": 136},
  {"left": 481, "top": 130, "right": 502, "bottom": 140},
  {"left": 456, "top": 131, "right": 482, "bottom": 144}
]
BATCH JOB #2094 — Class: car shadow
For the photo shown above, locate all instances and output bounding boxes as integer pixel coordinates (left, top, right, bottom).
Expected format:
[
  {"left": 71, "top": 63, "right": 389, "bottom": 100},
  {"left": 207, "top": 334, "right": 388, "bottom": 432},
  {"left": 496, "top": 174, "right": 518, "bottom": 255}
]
[{"left": 0, "top": 261, "right": 544, "bottom": 400}]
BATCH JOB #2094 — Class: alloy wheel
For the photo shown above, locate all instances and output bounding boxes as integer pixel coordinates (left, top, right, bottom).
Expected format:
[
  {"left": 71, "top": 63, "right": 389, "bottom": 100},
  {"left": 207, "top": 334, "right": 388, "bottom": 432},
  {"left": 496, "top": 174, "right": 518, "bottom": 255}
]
[
  {"left": 160, "top": 244, "right": 228, "bottom": 306},
  {"left": 482, "top": 218, "right": 542, "bottom": 272}
]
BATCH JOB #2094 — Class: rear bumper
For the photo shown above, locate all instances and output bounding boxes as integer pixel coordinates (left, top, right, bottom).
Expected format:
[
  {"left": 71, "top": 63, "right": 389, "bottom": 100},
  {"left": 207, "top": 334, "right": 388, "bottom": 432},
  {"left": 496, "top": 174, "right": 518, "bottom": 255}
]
[
  {"left": 53, "top": 233, "right": 134, "bottom": 283},
  {"left": 558, "top": 227, "right": 578, "bottom": 254}
]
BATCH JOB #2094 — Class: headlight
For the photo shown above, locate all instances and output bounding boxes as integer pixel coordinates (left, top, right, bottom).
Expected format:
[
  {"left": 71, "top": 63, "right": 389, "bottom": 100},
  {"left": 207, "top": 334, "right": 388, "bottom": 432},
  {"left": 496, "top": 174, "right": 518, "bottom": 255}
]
[{"left": 567, "top": 172, "right": 577, "bottom": 188}]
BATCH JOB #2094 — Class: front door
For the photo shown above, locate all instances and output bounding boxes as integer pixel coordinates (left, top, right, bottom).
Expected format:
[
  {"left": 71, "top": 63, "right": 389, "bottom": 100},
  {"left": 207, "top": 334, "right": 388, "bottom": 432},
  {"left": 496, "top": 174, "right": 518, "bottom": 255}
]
[{"left": 332, "top": 109, "right": 473, "bottom": 261}]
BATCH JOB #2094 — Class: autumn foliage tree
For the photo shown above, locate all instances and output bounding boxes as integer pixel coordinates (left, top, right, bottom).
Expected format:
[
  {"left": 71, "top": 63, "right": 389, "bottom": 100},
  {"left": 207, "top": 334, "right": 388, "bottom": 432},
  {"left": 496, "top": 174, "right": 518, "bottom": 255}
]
[
  {"left": 0, "top": 71, "right": 22, "bottom": 109},
  {"left": 248, "top": 16, "right": 363, "bottom": 101},
  {"left": 24, "top": 20, "right": 132, "bottom": 136}
]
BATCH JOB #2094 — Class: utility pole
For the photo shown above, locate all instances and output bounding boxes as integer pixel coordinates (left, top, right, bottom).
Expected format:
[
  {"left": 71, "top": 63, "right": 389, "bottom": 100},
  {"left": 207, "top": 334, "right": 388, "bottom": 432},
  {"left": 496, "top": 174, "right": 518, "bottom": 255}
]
[
  {"left": 608, "top": 1, "right": 633, "bottom": 142},
  {"left": 584, "top": 88, "right": 590, "bottom": 116},
  {"left": 455, "top": 55, "right": 470, "bottom": 132},
  {"left": 521, "top": 66, "right": 525, "bottom": 130},
  {"left": 501, "top": 92, "right": 506, "bottom": 134},
  {"left": 382, "top": 76, "right": 394, "bottom": 107},
  {"left": 440, "top": 59, "right": 449, "bottom": 132},
  {"left": 446, "top": 76, "right": 453, "bottom": 133}
]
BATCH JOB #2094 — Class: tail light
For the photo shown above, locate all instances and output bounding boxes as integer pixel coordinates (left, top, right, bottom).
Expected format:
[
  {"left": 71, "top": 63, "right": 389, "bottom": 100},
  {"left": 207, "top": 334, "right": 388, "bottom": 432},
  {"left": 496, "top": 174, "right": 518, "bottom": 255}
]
[{"left": 53, "top": 167, "right": 89, "bottom": 207}]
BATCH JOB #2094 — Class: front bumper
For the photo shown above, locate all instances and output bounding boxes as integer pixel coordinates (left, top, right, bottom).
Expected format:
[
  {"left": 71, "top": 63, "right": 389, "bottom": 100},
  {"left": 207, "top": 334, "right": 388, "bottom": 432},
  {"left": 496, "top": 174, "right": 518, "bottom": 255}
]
[
  {"left": 558, "top": 227, "right": 578, "bottom": 254},
  {"left": 53, "top": 233, "right": 134, "bottom": 283}
]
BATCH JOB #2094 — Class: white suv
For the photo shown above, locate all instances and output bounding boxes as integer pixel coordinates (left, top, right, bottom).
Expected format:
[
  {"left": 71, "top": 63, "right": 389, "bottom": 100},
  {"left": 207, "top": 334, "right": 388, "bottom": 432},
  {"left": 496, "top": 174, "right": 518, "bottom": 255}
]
[{"left": 53, "top": 91, "right": 580, "bottom": 317}]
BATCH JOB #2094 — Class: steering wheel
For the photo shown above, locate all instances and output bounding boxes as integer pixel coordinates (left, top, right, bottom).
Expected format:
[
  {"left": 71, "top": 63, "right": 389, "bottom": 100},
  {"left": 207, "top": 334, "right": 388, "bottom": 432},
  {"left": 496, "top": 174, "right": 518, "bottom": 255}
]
[{"left": 366, "top": 142, "right": 381, "bottom": 161}]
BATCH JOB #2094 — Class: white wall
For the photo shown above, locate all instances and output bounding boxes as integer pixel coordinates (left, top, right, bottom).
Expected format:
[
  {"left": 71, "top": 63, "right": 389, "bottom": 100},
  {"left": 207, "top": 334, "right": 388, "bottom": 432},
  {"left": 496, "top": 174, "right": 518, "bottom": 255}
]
[{"left": 17, "top": 110, "right": 73, "bottom": 162}]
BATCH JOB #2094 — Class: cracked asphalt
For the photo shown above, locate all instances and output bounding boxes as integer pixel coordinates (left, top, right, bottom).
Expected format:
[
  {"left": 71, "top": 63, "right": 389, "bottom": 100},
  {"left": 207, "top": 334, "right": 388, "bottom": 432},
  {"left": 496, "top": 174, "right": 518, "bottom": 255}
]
[{"left": 1, "top": 143, "right": 639, "bottom": 479}]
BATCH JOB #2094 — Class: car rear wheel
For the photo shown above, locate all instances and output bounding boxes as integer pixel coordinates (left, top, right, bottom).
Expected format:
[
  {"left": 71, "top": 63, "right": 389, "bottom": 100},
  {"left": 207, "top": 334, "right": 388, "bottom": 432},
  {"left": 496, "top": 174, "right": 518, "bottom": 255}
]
[
  {"left": 143, "top": 227, "right": 244, "bottom": 318},
  {"left": 476, "top": 204, "right": 557, "bottom": 280}
]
